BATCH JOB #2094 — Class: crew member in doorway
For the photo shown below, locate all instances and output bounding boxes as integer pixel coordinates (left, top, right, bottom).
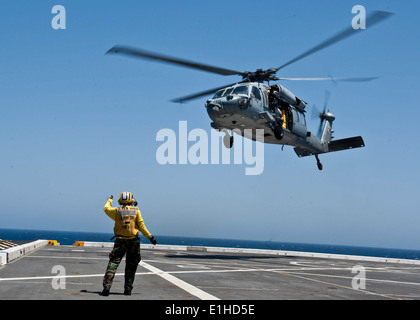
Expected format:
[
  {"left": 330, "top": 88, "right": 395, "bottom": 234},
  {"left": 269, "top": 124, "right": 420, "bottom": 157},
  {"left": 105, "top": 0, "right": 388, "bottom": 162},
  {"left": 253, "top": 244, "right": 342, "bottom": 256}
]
[
  {"left": 266, "top": 85, "right": 279, "bottom": 112},
  {"left": 102, "top": 191, "right": 157, "bottom": 296},
  {"left": 267, "top": 85, "right": 285, "bottom": 138}
]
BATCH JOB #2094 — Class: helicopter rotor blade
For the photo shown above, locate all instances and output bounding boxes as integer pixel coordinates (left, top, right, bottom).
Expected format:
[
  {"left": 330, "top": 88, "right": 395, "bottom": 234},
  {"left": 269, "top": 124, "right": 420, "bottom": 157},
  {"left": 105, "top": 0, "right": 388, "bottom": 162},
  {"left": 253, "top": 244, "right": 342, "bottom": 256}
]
[
  {"left": 324, "top": 90, "right": 331, "bottom": 111},
  {"left": 313, "top": 105, "right": 326, "bottom": 137},
  {"left": 277, "top": 77, "right": 378, "bottom": 82},
  {"left": 311, "top": 104, "right": 320, "bottom": 120},
  {"left": 314, "top": 90, "right": 331, "bottom": 137},
  {"left": 275, "top": 11, "right": 394, "bottom": 72},
  {"left": 171, "top": 82, "right": 242, "bottom": 104},
  {"left": 317, "top": 118, "right": 325, "bottom": 138},
  {"left": 107, "top": 45, "right": 244, "bottom": 77}
]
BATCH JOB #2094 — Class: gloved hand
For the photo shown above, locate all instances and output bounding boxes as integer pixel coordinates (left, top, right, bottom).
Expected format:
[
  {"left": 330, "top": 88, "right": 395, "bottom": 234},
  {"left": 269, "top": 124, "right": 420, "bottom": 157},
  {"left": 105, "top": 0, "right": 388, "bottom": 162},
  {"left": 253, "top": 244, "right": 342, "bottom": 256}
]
[
  {"left": 109, "top": 195, "right": 113, "bottom": 200},
  {"left": 149, "top": 236, "right": 157, "bottom": 245}
]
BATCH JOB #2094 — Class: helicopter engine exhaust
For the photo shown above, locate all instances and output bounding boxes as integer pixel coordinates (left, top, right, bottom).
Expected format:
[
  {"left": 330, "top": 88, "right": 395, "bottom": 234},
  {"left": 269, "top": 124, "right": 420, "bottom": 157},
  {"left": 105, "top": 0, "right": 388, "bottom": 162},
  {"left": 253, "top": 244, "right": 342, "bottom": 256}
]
[{"left": 274, "top": 84, "right": 307, "bottom": 111}]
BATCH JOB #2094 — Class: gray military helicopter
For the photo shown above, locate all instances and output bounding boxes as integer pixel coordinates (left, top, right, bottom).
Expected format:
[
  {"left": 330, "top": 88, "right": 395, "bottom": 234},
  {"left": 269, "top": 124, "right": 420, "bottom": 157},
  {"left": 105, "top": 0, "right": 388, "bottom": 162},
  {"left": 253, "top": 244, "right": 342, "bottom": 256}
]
[{"left": 107, "top": 11, "right": 392, "bottom": 170}]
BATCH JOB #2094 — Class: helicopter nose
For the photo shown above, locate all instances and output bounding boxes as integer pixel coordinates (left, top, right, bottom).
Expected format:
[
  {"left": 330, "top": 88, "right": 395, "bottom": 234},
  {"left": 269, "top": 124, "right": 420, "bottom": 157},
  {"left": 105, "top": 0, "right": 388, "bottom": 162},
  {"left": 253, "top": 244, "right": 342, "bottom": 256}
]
[
  {"left": 206, "top": 96, "right": 249, "bottom": 119},
  {"left": 224, "top": 96, "right": 249, "bottom": 111},
  {"left": 206, "top": 103, "right": 222, "bottom": 115}
]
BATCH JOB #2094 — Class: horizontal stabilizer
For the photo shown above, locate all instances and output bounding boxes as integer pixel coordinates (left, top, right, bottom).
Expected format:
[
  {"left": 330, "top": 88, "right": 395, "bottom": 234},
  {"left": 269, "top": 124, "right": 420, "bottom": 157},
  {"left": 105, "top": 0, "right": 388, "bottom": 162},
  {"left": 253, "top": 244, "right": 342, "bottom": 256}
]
[
  {"left": 328, "top": 136, "right": 365, "bottom": 153},
  {"left": 294, "top": 136, "right": 365, "bottom": 158}
]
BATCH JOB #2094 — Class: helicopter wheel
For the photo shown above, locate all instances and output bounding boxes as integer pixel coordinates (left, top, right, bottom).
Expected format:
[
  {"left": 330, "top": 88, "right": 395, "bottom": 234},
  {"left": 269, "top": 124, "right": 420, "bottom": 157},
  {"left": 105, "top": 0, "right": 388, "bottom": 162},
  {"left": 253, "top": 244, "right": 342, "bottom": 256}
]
[
  {"left": 274, "top": 126, "right": 284, "bottom": 140},
  {"left": 223, "top": 133, "right": 234, "bottom": 149},
  {"left": 315, "top": 155, "right": 323, "bottom": 171}
]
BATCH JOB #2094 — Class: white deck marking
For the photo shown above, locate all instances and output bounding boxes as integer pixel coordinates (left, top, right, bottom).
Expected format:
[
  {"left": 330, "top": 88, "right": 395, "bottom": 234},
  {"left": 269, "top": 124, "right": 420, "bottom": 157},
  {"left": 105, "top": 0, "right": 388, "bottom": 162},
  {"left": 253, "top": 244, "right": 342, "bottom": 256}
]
[{"left": 141, "top": 261, "right": 220, "bottom": 300}]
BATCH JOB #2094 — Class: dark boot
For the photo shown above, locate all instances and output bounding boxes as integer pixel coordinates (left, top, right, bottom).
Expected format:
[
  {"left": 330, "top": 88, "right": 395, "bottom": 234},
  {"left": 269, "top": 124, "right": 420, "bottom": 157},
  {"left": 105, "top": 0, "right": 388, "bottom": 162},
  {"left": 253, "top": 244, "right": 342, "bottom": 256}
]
[{"left": 102, "top": 285, "right": 111, "bottom": 296}]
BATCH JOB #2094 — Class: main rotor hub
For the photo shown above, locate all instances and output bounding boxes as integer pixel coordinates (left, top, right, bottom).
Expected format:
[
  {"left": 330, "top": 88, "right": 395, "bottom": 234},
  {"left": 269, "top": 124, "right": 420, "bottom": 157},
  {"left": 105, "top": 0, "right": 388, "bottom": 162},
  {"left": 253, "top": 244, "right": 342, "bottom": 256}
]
[{"left": 242, "top": 69, "right": 279, "bottom": 82}]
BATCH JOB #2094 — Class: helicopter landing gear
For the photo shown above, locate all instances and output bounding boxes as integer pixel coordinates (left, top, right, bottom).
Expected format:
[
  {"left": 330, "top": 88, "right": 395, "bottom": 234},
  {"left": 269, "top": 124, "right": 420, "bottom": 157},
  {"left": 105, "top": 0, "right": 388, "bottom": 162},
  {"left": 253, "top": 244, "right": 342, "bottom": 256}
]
[
  {"left": 315, "top": 154, "right": 323, "bottom": 171},
  {"left": 274, "top": 125, "right": 284, "bottom": 140},
  {"left": 272, "top": 119, "right": 284, "bottom": 141},
  {"left": 223, "top": 132, "right": 234, "bottom": 149}
]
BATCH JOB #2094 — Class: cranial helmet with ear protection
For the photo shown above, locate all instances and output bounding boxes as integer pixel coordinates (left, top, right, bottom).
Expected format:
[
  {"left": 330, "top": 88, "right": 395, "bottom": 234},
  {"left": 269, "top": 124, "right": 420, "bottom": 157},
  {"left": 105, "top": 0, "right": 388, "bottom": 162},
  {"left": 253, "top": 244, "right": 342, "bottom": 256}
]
[{"left": 118, "top": 191, "right": 134, "bottom": 205}]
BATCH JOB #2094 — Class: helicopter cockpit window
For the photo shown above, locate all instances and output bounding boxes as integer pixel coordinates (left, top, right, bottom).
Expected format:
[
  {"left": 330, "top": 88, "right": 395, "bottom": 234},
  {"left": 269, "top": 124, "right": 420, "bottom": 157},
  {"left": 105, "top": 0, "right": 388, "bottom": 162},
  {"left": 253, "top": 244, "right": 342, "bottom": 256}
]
[
  {"left": 251, "top": 86, "right": 262, "bottom": 100},
  {"left": 232, "top": 85, "right": 249, "bottom": 96},
  {"left": 213, "top": 90, "right": 225, "bottom": 99},
  {"left": 222, "top": 88, "right": 233, "bottom": 97}
]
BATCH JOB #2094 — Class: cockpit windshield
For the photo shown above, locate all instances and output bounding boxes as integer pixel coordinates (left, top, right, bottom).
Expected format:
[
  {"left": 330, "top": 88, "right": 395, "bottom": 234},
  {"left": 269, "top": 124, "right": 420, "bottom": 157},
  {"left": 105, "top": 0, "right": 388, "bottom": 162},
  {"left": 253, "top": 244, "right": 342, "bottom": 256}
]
[
  {"left": 223, "top": 88, "right": 233, "bottom": 96},
  {"left": 212, "top": 90, "right": 224, "bottom": 99},
  {"left": 212, "top": 87, "right": 234, "bottom": 99},
  {"left": 232, "top": 85, "right": 249, "bottom": 96},
  {"left": 212, "top": 86, "right": 248, "bottom": 99}
]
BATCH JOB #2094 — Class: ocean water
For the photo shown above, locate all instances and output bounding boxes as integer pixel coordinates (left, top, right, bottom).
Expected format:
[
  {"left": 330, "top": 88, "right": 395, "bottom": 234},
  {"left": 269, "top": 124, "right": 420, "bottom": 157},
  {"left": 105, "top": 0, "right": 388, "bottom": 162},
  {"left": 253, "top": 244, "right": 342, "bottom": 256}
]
[{"left": 1, "top": 228, "right": 420, "bottom": 261}]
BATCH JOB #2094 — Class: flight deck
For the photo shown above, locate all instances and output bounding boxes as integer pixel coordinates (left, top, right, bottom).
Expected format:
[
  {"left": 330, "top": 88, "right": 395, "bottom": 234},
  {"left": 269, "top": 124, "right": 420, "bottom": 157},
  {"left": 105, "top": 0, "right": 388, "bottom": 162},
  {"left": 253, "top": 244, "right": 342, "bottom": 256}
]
[{"left": 1, "top": 240, "right": 420, "bottom": 301}]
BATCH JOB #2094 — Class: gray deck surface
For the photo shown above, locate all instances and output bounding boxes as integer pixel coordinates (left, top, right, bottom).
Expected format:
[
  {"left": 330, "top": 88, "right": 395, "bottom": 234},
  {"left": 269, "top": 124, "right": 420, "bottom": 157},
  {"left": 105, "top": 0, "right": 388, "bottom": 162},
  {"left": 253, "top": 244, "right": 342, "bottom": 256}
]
[{"left": 1, "top": 245, "right": 420, "bottom": 300}]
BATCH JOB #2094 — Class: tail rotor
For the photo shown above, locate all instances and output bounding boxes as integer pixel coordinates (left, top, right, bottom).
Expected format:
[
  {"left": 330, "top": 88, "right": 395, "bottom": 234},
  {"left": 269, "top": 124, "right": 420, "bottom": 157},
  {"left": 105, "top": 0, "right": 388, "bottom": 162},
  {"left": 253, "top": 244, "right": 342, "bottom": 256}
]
[{"left": 312, "top": 90, "right": 331, "bottom": 138}]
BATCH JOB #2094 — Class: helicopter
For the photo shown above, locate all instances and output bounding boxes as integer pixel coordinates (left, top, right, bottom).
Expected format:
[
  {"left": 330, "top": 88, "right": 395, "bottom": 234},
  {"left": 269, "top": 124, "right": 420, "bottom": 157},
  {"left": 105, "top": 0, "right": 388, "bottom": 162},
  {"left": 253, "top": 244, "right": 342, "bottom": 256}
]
[{"left": 106, "top": 11, "right": 392, "bottom": 170}]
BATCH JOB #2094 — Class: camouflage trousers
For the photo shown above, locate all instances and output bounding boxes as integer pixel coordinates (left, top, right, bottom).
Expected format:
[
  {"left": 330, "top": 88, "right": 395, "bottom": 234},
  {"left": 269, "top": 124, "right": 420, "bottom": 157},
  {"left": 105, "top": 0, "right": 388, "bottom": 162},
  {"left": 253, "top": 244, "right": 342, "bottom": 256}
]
[{"left": 103, "top": 237, "right": 141, "bottom": 291}]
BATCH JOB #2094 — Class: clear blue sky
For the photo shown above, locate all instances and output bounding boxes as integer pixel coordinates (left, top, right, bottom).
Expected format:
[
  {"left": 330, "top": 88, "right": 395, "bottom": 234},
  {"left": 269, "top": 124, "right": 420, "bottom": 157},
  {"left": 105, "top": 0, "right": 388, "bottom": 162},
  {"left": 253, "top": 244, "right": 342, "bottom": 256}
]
[{"left": 1, "top": 0, "right": 419, "bottom": 250}]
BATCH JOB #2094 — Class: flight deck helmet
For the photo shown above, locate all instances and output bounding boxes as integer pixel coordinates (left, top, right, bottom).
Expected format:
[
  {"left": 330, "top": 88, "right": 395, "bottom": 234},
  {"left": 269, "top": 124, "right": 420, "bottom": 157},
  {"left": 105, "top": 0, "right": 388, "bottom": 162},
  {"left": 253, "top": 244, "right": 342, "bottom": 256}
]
[{"left": 118, "top": 191, "right": 134, "bottom": 205}]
